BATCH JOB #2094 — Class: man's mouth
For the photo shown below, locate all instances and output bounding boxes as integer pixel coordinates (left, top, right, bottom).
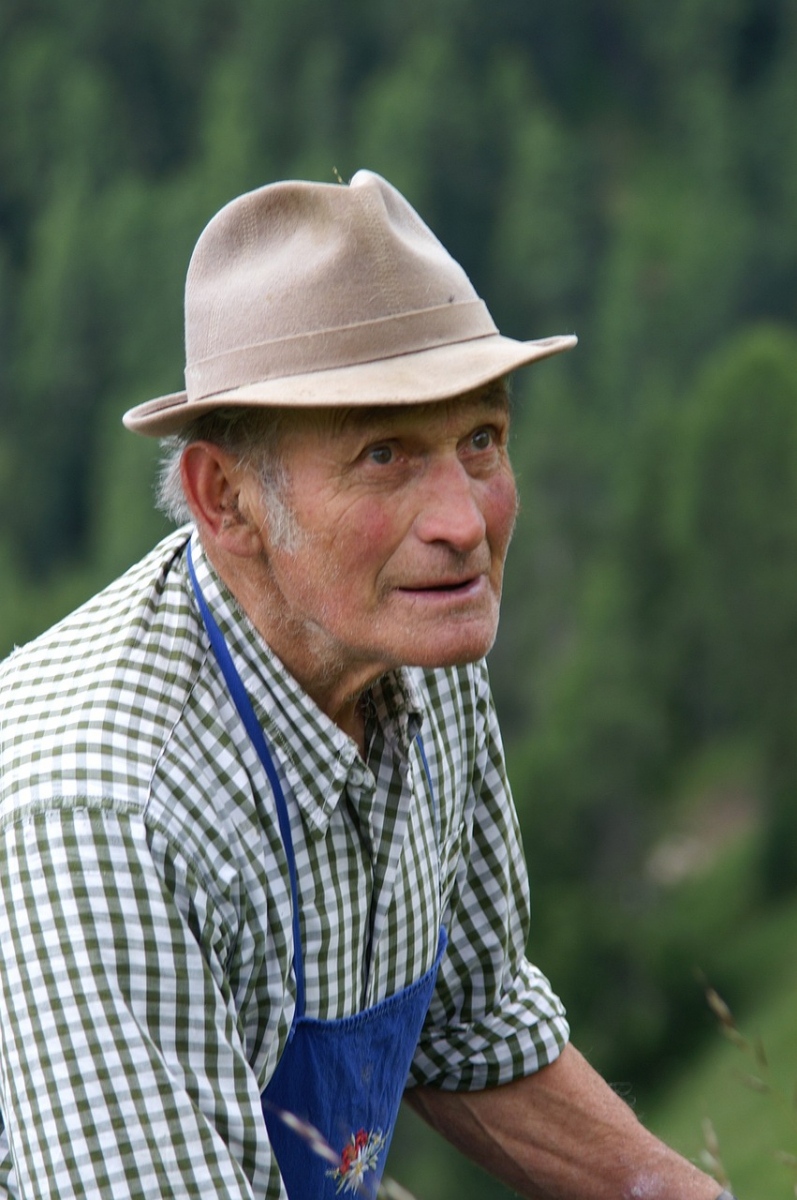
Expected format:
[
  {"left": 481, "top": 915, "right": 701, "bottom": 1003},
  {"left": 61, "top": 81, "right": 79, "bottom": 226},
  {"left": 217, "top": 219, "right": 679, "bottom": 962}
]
[{"left": 398, "top": 576, "right": 481, "bottom": 594}]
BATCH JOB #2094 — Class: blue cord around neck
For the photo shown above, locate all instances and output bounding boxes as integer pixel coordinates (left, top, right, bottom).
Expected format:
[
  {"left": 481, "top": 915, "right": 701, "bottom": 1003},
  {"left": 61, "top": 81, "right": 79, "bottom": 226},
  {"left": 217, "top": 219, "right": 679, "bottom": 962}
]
[{"left": 187, "top": 542, "right": 306, "bottom": 1020}]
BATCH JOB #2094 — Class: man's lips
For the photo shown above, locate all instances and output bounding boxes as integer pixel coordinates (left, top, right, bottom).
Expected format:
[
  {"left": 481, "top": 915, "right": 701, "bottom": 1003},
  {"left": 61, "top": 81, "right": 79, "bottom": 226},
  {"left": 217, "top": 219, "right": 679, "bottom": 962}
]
[{"left": 396, "top": 575, "right": 483, "bottom": 594}]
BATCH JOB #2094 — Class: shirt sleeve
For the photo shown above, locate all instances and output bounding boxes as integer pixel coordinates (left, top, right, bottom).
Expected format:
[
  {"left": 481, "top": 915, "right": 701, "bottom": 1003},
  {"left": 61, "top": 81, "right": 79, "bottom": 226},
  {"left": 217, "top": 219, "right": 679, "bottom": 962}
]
[
  {"left": 0, "top": 802, "right": 282, "bottom": 1200},
  {"left": 409, "top": 663, "right": 570, "bottom": 1091}
]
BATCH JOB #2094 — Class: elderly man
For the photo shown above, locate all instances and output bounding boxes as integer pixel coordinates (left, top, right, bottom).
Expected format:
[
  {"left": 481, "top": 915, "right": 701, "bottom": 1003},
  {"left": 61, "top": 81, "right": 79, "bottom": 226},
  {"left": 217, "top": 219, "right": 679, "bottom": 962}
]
[{"left": 0, "top": 172, "right": 728, "bottom": 1200}]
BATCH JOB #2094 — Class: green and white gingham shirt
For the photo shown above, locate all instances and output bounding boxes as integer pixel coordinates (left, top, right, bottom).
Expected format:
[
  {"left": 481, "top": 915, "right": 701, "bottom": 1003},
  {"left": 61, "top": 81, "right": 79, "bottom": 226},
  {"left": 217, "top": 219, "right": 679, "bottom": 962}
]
[{"left": 0, "top": 527, "right": 568, "bottom": 1199}]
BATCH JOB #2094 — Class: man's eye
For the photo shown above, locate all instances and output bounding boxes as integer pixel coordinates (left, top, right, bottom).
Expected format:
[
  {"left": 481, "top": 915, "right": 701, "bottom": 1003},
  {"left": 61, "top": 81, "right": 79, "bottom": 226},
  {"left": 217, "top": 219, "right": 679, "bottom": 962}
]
[{"left": 368, "top": 444, "right": 394, "bottom": 465}]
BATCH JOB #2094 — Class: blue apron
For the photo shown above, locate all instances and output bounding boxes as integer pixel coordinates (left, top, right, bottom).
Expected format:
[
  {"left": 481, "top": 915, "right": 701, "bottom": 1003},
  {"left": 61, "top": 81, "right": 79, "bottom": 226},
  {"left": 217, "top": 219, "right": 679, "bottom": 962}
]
[{"left": 188, "top": 546, "right": 446, "bottom": 1199}]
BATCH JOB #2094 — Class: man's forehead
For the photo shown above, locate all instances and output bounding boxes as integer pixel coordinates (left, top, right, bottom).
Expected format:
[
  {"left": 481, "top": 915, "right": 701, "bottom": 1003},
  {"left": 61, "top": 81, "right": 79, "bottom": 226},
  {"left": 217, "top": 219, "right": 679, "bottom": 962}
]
[{"left": 327, "top": 380, "right": 510, "bottom": 436}]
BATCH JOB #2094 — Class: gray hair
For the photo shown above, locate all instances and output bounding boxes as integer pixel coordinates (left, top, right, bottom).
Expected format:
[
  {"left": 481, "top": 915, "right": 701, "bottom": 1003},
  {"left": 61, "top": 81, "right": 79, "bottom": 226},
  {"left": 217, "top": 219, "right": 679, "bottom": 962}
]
[{"left": 157, "top": 407, "right": 301, "bottom": 550}]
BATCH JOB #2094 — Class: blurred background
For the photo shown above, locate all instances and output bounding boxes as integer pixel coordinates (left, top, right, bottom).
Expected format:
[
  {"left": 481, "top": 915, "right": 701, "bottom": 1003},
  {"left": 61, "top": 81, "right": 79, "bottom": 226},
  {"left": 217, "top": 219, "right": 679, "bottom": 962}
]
[{"left": 1, "top": 0, "right": 796, "bottom": 1194}]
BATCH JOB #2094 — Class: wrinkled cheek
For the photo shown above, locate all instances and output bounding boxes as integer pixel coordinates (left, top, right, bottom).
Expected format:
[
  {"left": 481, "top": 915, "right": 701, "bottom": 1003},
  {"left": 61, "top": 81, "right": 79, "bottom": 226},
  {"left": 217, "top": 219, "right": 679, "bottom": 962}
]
[
  {"left": 354, "top": 504, "right": 395, "bottom": 548},
  {"left": 343, "top": 509, "right": 397, "bottom": 587},
  {"left": 488, "top": 474, "right": 519, "bottom": 557}
]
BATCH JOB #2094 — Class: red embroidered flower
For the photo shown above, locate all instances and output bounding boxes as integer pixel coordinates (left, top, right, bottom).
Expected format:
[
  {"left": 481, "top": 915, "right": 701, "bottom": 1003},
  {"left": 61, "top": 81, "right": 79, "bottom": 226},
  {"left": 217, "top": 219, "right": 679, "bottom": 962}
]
[{"left": 327, "top": 1127, "right": 387, "bottom": 1194}]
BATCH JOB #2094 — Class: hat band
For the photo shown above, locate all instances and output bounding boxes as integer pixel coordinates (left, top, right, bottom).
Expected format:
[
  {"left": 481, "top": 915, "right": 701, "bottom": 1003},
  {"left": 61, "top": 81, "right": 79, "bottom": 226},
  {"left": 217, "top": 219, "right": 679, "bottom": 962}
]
[{"left": 185, "top": 300, "right": 497, "bottom": 401}]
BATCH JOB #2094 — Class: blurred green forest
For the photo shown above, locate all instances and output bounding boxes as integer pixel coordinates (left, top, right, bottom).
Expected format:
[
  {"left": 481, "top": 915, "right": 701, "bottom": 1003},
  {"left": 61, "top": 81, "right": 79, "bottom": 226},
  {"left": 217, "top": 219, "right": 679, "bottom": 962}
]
[{"left": 2, "top": 0, "right": 797, "bottom": 1194}]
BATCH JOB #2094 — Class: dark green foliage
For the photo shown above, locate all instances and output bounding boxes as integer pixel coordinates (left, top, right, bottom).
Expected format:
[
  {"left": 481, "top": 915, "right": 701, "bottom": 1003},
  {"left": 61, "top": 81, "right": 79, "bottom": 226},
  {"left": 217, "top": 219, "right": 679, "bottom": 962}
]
[{"left": 672, "top": 329, "right": 797, "bottom": 893}]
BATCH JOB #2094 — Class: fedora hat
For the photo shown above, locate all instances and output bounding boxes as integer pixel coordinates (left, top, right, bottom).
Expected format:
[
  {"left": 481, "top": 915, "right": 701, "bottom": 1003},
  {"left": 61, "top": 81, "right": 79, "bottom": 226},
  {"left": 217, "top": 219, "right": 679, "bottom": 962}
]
[{"left": 123, "top": 170, "right": 577, "bottom": 437}]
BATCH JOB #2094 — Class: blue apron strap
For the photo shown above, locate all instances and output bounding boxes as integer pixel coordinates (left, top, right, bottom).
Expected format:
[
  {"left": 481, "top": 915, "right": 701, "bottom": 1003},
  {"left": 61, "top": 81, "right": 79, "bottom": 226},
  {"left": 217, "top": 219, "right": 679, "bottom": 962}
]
[
  {"left": 414, "top": 733, "right": 438, "bottom": 843},
  {"left": 187, "top": 542, "right": 306, "bottom": 1020}
]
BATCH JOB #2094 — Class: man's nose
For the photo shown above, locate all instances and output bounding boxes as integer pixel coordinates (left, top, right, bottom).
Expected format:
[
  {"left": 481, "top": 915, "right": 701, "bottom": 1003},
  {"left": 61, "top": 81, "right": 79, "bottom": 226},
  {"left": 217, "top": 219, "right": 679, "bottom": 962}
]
[{"left": 412, "top": 459, "right": 487, "bottom": 552}]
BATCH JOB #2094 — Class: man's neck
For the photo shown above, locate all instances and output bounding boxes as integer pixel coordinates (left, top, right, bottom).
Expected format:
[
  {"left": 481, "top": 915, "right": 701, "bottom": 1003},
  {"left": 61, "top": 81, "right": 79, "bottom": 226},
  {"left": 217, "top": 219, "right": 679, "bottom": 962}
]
[{"left": 200, "top": 538, "right": 377, "bottom": 755}]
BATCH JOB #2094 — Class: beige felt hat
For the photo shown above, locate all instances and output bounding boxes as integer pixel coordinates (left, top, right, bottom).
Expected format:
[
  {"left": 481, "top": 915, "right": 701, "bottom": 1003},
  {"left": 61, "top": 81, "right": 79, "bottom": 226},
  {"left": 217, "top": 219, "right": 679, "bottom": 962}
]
[{"left": 123, "top": 170, "right": 577, "bottom": 437}]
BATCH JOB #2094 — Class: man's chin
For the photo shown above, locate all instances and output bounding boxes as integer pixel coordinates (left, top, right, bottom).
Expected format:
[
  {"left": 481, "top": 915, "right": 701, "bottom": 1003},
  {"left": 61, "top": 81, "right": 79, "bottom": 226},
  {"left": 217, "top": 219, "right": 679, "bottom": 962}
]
[{"left": 400, "top": 624, "right": 499, "bottom": 671}]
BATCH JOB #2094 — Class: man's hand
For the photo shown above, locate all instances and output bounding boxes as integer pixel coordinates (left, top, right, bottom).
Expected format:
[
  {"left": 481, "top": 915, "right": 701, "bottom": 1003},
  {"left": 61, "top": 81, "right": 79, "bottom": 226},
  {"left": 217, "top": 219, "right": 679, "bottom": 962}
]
[{"left": 405, "top": 1043, "right": 723, "bottom": 1200}]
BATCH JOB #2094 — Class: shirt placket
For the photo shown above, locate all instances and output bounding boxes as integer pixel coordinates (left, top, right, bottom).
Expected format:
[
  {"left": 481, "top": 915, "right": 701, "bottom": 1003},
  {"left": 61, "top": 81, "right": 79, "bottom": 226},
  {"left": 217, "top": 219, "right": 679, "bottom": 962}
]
[{"left": 349, "top": 756, "right": 428, "bottom": 1008}]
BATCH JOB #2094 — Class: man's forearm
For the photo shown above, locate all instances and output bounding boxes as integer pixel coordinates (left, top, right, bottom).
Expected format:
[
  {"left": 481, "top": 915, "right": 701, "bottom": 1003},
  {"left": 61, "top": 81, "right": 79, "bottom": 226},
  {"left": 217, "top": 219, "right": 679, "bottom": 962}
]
[{"left": 405, "top": 1043, "right": 723, "bottom": 1200}]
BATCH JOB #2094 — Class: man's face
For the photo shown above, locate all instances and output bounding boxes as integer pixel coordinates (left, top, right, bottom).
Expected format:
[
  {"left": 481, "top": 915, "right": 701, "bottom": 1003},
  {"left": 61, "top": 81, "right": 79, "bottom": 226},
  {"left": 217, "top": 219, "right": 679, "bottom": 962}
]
[{"left": 243, "top": 384, "right": 518, "bottom": 701}]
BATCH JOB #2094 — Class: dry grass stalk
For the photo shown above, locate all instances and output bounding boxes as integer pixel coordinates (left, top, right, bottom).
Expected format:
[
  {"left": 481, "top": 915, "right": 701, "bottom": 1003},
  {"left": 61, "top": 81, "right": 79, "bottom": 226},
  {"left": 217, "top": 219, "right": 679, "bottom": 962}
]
[
  {"left": 700, "top": 1116, "right": 731, "bottom": 1189},
  {"left": 704, "top": 983, "right": 797, "bottom": 1195}
]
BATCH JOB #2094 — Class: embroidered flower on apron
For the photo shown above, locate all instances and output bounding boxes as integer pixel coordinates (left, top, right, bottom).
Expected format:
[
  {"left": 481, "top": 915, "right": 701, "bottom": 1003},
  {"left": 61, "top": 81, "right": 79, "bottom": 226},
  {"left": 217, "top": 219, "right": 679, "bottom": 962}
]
[{"left": 326, "top": 1127, "right": 387, "bottom": 1194}]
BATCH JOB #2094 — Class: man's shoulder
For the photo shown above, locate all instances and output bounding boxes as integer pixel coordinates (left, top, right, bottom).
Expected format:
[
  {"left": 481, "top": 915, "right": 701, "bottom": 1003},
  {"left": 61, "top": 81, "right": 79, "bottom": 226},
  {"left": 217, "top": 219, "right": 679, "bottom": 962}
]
[
  {"left": 0, "top": 528, "right": 204, "bottom": 818},
  {"left": 0, "top": 527, "right": 195, "bottom": 684}
]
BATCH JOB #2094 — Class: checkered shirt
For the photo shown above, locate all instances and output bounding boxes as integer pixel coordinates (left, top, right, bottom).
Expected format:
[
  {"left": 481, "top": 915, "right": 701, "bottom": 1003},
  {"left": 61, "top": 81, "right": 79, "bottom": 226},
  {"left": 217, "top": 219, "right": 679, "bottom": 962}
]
[{"left": 0, "top": 526, "right": 568, "bottom": 1199}]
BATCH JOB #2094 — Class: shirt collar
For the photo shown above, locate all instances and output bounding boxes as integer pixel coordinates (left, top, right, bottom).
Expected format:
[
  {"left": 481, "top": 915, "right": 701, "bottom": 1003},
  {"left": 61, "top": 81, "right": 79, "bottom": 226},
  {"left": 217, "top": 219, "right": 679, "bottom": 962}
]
[{"left": 185, "top": 531, "right": 424, "bottom": 837}]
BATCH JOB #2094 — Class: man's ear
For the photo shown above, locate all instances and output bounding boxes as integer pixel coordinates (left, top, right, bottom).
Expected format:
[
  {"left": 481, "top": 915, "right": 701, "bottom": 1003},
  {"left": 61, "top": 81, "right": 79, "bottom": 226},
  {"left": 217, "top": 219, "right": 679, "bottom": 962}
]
[{"left": 180, "top": 442, "right": 264, "bottom": 557}]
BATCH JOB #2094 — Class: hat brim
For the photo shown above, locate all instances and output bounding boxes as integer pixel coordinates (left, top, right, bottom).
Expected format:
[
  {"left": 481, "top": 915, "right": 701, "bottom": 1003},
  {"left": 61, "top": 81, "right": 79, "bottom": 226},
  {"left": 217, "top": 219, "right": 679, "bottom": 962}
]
[{"left": 123, "top": 331, "right": 577, "bottom": 437}]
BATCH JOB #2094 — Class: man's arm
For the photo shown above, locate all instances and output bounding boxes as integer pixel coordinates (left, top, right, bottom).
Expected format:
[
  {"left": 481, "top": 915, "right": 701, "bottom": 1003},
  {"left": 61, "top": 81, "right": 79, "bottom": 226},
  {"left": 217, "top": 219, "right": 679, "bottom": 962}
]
[
  {"left": 0, "top": 804, "right": 275, "bottom": 1198},
  {"left": 405, "top": 1043, "right": 722, "bottom": 1200}
]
